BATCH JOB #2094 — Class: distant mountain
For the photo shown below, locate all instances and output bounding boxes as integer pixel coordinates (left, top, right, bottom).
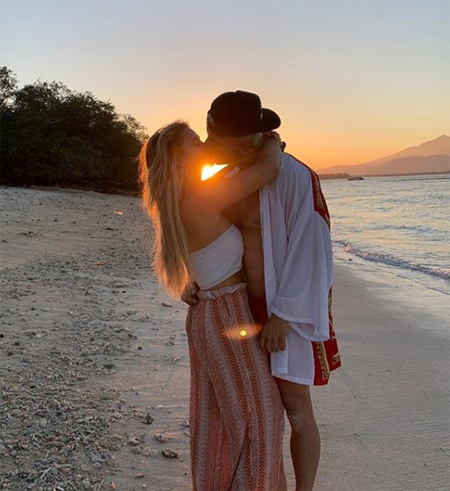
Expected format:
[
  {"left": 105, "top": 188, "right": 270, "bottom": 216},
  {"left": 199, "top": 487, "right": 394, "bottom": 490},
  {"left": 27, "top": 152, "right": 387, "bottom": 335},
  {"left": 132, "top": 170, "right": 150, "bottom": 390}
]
[
  {"left": 372, "top": 154, "right": 450, "bottom": 175},
  {"left": 317, "top": 135, "right": 450, "bottom": 176}
]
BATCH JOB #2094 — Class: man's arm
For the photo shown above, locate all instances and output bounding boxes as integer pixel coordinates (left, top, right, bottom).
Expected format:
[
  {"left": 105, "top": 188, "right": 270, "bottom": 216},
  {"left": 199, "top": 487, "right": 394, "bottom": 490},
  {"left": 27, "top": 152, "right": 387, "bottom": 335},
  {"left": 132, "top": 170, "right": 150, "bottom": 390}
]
[
  {"left": 272, "top": 163, "right": 333, "bottom": 341},
  {"left": 261, "top": 160, "right": 333, "bottom": 353}
]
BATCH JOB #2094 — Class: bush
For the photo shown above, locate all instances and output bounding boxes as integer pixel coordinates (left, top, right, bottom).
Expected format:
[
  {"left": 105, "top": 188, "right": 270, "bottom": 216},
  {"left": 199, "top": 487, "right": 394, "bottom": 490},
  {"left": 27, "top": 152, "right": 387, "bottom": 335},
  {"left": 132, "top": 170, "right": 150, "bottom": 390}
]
[{"left": 0, "top": 67, "right": 148, "bottom": 194}]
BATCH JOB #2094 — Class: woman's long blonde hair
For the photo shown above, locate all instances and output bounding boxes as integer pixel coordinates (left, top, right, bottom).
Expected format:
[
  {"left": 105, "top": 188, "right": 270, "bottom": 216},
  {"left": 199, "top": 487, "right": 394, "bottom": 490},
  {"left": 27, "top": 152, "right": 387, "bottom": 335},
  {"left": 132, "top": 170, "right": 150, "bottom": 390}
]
[{"left": 138, "top": 121, "right": 193, "bottom": 297}]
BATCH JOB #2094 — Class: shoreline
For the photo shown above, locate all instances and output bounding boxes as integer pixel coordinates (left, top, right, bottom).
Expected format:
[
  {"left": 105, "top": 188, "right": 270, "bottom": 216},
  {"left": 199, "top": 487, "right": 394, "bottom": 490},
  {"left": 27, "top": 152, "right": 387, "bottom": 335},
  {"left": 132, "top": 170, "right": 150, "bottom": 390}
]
[
  {"left": 0, "top": 187, "right": 448, "bottom": 490},
  {"left": 332, "top": 242, "right": 450, "bottom": 296}
]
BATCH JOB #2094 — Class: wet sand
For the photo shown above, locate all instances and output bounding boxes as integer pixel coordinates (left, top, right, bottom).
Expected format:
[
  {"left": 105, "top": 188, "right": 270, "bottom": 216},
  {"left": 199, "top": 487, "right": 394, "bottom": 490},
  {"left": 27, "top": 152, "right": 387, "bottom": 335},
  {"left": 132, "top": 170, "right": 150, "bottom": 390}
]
[{"left": 0, "top": 186, "right": 448, "bottom": 491}]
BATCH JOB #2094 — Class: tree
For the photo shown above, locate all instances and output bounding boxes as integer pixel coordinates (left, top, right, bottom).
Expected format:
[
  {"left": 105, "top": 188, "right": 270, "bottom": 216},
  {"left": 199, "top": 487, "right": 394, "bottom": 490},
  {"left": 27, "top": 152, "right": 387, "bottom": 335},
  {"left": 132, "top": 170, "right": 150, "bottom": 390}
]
[
  {"left": 0, "top": 67, "right": 148, "bottom": 193},
  {"left": 0, "top": 66, "right": 19, "bottom": 110}
]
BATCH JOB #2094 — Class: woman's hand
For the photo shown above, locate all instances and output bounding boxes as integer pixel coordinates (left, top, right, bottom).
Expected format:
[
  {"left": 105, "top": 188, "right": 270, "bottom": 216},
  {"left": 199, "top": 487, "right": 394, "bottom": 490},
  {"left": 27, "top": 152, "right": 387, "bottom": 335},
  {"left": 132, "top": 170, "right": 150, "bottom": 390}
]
[
  {"left": 257, "top": 132, "right": 282, "bottom": 173},
  {"left": 262, "top": 131, "right": 286, "bottom": 150},
  {"left": 181, "top": 281, "right": 199, "bottom": 306}
]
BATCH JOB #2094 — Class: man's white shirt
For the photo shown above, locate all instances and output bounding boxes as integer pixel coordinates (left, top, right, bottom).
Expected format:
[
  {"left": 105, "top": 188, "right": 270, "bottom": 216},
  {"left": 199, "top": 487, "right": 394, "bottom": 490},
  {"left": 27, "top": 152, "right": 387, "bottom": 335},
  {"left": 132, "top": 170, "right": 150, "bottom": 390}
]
[{"left": 225, "top": 153, "right": 334, "bottom": 384}]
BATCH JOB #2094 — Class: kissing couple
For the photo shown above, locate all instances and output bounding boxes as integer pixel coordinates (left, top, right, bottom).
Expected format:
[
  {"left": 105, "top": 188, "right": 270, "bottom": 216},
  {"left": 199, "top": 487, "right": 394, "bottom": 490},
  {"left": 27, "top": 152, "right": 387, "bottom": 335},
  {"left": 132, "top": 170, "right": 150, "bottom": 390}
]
[{"left": 139, "top": 91, "right": 341, "bottom": 491}]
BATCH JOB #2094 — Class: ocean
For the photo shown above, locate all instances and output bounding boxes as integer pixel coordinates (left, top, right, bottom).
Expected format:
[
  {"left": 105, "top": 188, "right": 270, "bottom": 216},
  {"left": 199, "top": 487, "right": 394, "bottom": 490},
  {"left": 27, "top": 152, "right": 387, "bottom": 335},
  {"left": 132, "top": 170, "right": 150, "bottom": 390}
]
[{"left": 321, "top": 174, "right": 450, "bottom": 295}]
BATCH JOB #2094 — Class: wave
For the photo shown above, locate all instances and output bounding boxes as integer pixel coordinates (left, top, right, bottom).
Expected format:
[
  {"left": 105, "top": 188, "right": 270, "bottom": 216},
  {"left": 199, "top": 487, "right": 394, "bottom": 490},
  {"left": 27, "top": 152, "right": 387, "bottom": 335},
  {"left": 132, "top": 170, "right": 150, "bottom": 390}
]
[
  {"left": 362, "top": 223, "right": 443, "bottom": 234},
  {"left": 382, "top": 175, "right": 450, "bottom": 183},
  {"left": 333, "top": 240, "right": 450, "bottom": 280}
]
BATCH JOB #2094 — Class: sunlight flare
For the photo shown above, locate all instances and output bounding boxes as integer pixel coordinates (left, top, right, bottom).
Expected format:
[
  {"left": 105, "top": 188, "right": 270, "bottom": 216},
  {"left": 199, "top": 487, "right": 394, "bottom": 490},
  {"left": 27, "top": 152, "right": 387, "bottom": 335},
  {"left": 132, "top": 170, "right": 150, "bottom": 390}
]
[
  {"left": 201, "top": 163, "right": 228, "bottom": 181},
  {"left": 222, "top": 324, "right": 263, "bottom": 340}
]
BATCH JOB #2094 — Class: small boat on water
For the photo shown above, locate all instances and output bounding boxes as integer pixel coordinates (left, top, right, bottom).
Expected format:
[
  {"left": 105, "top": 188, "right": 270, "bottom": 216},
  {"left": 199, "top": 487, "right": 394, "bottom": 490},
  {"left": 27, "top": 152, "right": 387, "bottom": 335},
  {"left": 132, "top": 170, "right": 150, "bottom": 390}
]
[{"left": 348, "top": 176, "right": 365, "bottom": 181}]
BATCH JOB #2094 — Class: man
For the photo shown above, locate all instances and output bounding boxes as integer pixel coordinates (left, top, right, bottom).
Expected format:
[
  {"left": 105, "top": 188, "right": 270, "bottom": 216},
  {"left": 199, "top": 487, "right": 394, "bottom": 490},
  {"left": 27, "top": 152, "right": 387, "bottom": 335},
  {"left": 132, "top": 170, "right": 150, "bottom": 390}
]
[{"left": 184, "top": 91, "right": 341, "bottom": 491}]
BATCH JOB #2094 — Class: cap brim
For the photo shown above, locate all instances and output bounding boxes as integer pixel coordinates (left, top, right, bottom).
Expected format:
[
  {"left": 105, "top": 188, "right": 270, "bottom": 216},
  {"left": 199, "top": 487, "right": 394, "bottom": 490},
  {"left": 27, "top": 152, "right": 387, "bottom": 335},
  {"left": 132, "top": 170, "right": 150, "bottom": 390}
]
[{"left": 259, "top": 108, "right": 281, "bottom": 133}]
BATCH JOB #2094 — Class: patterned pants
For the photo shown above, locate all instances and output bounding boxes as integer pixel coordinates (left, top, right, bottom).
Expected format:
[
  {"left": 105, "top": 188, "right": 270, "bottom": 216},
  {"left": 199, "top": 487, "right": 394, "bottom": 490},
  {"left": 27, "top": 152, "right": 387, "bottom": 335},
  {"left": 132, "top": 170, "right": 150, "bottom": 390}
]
[{"left": 185, "top": 283, "right": 285, "bottom": 491}]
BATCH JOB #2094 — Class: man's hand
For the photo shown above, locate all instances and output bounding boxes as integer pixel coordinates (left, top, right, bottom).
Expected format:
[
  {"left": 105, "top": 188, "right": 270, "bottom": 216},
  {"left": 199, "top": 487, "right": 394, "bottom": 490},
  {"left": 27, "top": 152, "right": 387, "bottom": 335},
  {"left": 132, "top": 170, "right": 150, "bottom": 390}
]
[
  {"left": 259, "top": 314, "right": 289, "bottom": 353},
  {"left": 181, "top": 282, "right": 199, "bottom": 306}
]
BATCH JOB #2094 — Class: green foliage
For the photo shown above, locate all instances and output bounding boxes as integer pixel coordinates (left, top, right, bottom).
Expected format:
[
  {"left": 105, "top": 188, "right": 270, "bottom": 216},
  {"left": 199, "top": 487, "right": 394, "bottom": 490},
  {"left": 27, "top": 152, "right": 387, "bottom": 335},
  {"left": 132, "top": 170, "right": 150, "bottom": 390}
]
[{"left": 0, "top": 67, "right": 148, "bottom": 193}]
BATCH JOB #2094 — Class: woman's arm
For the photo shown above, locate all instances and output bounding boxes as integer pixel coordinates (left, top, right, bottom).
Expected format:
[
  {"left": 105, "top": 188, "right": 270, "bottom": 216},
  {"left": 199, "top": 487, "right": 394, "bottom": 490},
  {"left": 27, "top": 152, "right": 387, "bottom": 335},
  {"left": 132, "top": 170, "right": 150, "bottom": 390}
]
[{"left": 197, "top": 134, "right": 282, "bottom": 212}]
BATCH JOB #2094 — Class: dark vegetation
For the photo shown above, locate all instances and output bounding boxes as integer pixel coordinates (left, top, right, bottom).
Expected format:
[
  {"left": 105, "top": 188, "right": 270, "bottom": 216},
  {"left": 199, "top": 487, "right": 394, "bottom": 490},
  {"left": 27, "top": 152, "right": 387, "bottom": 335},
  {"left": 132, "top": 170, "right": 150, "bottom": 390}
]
[{"left": 0, "top": 67, "right": 148, "bottom": 194}]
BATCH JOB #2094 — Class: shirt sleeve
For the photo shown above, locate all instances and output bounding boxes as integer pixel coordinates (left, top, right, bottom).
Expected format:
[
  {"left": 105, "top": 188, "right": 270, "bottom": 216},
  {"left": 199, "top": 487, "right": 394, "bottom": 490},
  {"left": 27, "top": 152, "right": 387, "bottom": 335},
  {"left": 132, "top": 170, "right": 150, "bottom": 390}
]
[{"left": 270, "top": 168, "right": 333, "bottom": 342}]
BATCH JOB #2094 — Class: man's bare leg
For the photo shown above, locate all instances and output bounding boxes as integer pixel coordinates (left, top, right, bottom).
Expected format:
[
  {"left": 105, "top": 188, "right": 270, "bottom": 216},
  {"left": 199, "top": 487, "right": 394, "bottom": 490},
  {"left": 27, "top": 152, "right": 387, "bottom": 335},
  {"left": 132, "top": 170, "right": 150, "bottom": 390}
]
[{"left": 277, "top": 380, "right": 320, "bottom": 491}]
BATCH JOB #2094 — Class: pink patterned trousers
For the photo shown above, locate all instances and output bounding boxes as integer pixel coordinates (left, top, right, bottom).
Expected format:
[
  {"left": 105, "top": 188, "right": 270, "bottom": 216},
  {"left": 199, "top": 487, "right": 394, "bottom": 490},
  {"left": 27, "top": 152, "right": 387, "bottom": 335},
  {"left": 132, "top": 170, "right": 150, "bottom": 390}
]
[{"left": 185, "top": 283, "right": 285, "bottom": 491}]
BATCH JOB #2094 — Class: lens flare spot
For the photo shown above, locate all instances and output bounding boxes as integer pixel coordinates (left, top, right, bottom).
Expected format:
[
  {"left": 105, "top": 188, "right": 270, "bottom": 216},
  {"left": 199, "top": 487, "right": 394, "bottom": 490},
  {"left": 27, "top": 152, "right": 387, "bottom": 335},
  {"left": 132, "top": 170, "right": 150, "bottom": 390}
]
[{"left": 224, "top": 324, "right": 261, "bottom": 340}]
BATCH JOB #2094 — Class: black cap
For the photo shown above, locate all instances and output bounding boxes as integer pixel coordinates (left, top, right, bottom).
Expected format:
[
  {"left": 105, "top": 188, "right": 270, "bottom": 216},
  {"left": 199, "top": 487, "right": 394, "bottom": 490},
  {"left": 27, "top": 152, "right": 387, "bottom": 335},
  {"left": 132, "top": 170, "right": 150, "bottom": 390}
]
[{"left": 207, "top": 90, "right": 281, "bottom": 137}]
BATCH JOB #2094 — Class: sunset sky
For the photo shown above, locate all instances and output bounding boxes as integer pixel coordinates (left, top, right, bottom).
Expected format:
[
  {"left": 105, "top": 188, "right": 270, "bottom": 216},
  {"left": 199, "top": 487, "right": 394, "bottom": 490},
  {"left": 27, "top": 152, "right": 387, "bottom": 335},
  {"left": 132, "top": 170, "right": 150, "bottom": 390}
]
[{"left": 2, "top": 0, "right": 449, "bottom": 170}]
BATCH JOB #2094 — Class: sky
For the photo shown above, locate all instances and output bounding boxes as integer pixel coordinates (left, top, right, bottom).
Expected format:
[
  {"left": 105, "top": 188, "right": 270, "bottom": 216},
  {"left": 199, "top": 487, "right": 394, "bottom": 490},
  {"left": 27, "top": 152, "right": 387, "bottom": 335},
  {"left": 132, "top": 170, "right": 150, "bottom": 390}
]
[{"left": 1, "top": 0, "right": 449, "bottom": 170}]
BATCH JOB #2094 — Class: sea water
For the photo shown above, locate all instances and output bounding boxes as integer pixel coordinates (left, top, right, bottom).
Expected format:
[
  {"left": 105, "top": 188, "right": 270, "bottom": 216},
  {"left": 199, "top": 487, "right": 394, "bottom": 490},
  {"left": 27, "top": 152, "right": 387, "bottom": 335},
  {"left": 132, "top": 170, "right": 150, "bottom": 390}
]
[{"left": 321, "top": 174, "right": 450, "bottom": 295}]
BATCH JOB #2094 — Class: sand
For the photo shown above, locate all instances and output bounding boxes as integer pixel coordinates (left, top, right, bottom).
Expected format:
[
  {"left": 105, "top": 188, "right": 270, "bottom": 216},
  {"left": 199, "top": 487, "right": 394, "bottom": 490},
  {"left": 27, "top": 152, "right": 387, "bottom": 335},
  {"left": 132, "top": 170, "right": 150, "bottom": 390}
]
[{"left": 0, "top": 185, "right": 449, "bottom": 491}]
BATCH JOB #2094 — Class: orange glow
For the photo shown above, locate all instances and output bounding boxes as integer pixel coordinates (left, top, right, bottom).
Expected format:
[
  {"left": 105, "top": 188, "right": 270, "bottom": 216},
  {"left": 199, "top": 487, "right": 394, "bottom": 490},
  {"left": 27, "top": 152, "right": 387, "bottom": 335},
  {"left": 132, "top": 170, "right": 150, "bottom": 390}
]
[
  {"left": 223, "top": 323, "right": 263, "bottom": 340},
  {"left": 201, "top": 163, "right": 228, "bottom": 181}
]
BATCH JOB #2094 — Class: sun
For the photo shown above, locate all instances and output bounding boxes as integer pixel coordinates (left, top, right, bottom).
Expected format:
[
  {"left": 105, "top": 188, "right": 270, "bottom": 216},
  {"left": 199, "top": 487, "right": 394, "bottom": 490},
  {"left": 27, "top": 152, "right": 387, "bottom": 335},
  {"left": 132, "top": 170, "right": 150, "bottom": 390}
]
[{"left": 201, "top": 163, "right": 228, "bottom": 181}]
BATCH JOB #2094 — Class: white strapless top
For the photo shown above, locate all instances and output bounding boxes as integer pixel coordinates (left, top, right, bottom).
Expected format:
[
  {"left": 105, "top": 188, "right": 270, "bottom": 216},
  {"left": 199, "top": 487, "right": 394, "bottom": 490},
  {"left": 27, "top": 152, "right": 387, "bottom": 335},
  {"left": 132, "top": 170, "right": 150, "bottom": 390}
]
[{"left": 189, "top": 224, "right": 244, "bottom": 290}]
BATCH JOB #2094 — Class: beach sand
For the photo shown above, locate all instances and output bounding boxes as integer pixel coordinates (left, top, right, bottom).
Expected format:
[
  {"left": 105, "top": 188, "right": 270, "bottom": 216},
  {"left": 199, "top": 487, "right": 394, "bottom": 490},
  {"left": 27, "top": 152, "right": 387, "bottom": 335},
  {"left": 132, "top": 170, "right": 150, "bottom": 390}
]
[{"left": 0, "top": 186, "right": 448, "bottom": 491}]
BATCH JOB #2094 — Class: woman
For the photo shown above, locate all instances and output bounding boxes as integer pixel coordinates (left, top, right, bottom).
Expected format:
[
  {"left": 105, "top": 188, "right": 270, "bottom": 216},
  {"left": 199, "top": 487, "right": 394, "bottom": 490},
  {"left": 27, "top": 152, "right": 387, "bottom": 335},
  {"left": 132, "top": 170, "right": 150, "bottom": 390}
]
[{"left": 139, "top": 121, "right": 286, "bottom": 491}]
